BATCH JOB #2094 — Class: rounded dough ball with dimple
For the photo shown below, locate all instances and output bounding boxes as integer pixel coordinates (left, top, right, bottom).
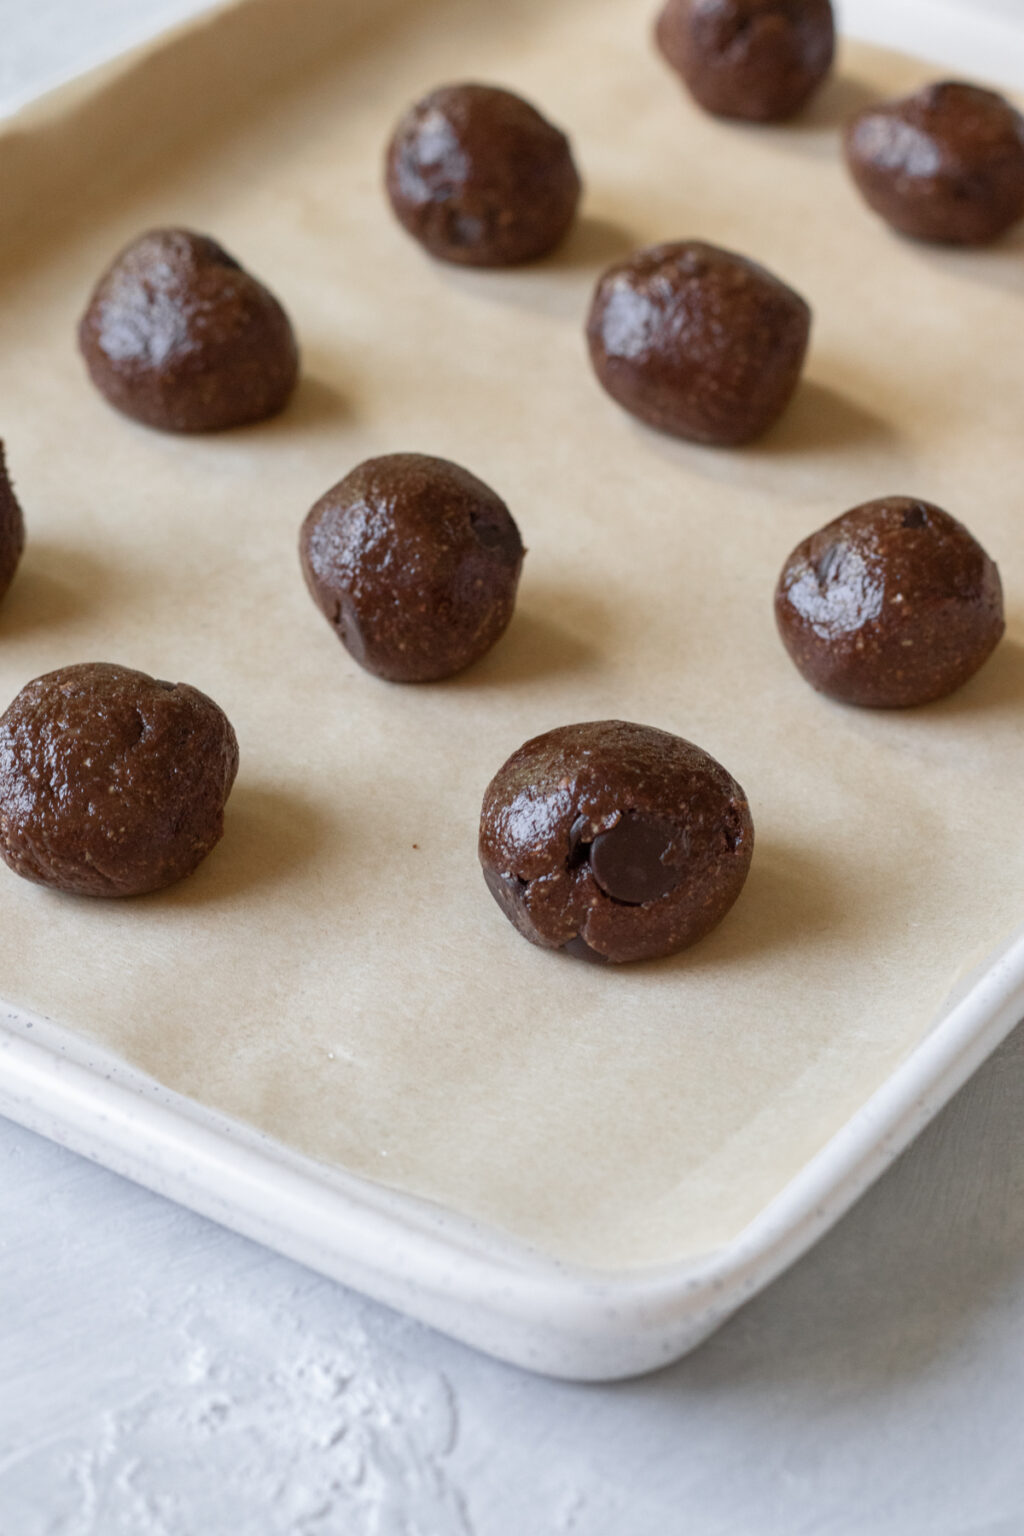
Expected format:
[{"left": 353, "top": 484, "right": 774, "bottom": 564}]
[
  {"left": 655, "top": 0, "right": 836, "bottom": 123},
  {"left": 300, "top": 453, "right": 525, "bottom": 683},
  {"left": 77, "top": 228, "right": 299, "bottom": 432},
  {"left": 479, "top": 719, "right": 754, "bottom": 964},
  {"left": 844, "top": 81, "right": 1024, "bottom": 245},
  {"left": 0, "top": 662, "right": 239, "bottom": 897},
  {"left": 0, "top": 440, "right": 25, "bottom": 605},
  {"left": 385, "top": 83, "right": 582, "bottom": 266},
  {"left": 774, "top": 497, "right": 1004, "bottom": 707},
  {"left": 586, "top": 240, "right": 810, "bottom": 446}
]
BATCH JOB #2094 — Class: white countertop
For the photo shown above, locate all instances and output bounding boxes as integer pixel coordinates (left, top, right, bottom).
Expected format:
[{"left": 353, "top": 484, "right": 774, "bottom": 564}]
[{"left": 3, "top": 2, "right": 1024, "bottom": 1531}]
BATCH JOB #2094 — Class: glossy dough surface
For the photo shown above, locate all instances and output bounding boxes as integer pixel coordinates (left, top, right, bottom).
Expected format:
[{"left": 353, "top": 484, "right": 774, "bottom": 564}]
[
  {"left": 0, "top": 663, "right": 239, "bottom": 896},
  {"left": 0, "top": 442, "right": 25, "bottom": 605},
  {"left": 845, "top": 81, "right": 1024, "bottom": 245},
  {"left": 78, "top": 228, "right": 299, "bottom": 431},
  {"left": 479, "top": 720, "right": 754, "bottom": 964},
  {"left": 300, "top": 453, "right": 525, "bottom": 682},
  {"left": 385, "top": 83, "right": 582, "bottom": 266},
  {"left": 586, "top": 240, "right": 810, "bottom": 445},
  {"left": 655, "top": 0, "right": 835, "bottom": 122},
  {"left": 775, "top": 497, "right": 1004, "bottom": 707}
]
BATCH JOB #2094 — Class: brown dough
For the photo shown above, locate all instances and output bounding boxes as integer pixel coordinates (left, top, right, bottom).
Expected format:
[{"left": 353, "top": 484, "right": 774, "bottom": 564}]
[
  {"left": 775, "top": 496, "right": 1004, "bottom": 707},
  {"left": 479, "top": 719, "right": 754, "bottom": 964},
  {"left": 845, "top": 81, "right": 1024, "bottom": 245},
  {"left": 586, "top": 240, "right": 810, "bottom": 445},
  {"left": 655, "top": 0, "right": 835, "bottom": 122},
  {"left": 300, "top": 453, "right": 525, "bottom": 683},
  {"left": 0, "top": 662, "right": 239, "bottom": 896},
  {"left": 78, "top": 228, "right": 299, "bottom": 432},
  {"left": 0, "top": 441, "right": 25, "bottom": 604},
  {"left": 385, "top": 83, "right": 582, "bottom": 266}
]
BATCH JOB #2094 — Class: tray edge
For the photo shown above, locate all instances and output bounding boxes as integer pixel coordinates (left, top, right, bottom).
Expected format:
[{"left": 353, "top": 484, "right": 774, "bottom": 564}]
[{"left": 4, "top": 926, "right": 1024, "bottom": 1380}]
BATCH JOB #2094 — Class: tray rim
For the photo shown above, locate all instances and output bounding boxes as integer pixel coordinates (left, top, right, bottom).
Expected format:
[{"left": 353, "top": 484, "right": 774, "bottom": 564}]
[
  {"left": 1, "top": 0, "right": 1024, "bottom": 1380},
  {"left": 4, "top": 925, "right": 1024, "bottom": 1380}
]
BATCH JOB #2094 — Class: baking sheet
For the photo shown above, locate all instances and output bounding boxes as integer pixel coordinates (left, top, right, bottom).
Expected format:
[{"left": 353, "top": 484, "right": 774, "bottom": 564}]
[{"left": 1, "top": 0, "right": 1022, "bottom": 1272}]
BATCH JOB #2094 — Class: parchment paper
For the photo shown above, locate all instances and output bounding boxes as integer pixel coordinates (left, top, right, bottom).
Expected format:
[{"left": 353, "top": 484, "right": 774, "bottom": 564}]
[{"left": 0, "top": 0, "right": 1022, "bottom": 1270}]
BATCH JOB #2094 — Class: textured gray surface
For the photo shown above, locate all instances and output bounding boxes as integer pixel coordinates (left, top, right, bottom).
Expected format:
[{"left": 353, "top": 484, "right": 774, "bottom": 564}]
[
  {"left": 4, "top": 1023, "right": 1024, "bottom": 1533},
  {"left": 2, "top": 1, "right": 1024, "bottom": 1531}
]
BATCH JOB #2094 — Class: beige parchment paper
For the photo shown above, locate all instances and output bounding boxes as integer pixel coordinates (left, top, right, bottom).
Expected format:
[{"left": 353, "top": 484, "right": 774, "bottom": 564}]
[{"left": 0, "top": 0, "right": 1022, "bottom": 1271}]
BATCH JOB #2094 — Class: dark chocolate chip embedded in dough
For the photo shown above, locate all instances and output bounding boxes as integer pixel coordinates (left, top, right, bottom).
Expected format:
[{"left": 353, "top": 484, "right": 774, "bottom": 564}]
[
  {"left": 562, "top": 934, "right": 609, "bottom": 965},
  {"left": 470, "top": 507, "right": 524, "bottom": 562},
  {"left": 845, "top": 81, "right": 1024, "bottom": 245},
  {"left": 589, "top": 813, "right": 682, "bottom": 906},
  {"left": 385, "top": 82, "right": 582, "bottom": 266},
  {"left": 78, "top": 228, "right": 299, "bottom": 432},
  {"left": 567, "top": 813, "right": 592, "bottom": 869},
  {"left": 483, "top": 865, "right": 528, "bottom": 927}
]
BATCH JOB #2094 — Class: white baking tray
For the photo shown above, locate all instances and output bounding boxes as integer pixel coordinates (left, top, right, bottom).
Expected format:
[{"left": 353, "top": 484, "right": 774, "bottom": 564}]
[
  {"left": 1, "top": 0, "right": 1023, "bottom": 1380},
  {"left": 5, "top": 930, "right": 1024, "bottom": 1379}
]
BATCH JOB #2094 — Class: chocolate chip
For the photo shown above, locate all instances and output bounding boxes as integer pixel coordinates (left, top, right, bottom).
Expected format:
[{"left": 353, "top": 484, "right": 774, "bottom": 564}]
[
  {"left": 589, "top": 812, "right": 682, "bottom": 905},
  {"left": 482, "top": 864, "right": 529, "bottom": 926},
  {"left": 469, "top": 508, "right": 523, "bottom": 564},
  {"left": 567, "top": 813, "right": 592, "bottom": 869},
  {"left": 562, "top": 934, "right": 608, "bottom": 964}
]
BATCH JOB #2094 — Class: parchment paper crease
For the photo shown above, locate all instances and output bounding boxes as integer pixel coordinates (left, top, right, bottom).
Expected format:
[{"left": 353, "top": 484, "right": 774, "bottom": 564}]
[{"left": 0, "top": 0, "right": 1022, "bottom": 1269}]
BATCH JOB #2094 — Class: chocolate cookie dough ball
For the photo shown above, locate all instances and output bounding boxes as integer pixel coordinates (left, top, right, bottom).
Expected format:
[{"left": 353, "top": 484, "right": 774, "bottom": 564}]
[
  {"left": 385, "top": 83, "right": 582, "bottom": 266},
  {"left": 479, "top": 720, "right": 754, "bottom": 964},
  {"left": 586, "top": 240, "right": 810, "bottom": 445},
  {"left": 0, "top": 663, "right": 239, "bottom": 897},
  {"left": 0, "top": 441, "right": 25, "bottom": 605},
  {"left": 78, "top": 228, "right": 299, "bottom": 431},
  {"left": 300, "top": 453, "right": 524, "bottom": 683},
  {"left": 845, "top": 82, "right": 1024, "bottom": 245},
  {"left": 775, "top": 497, "right": 1004, "bottom": 708},
  {"left": 655, "top": 0, "right": 835, "bottom": 122}
]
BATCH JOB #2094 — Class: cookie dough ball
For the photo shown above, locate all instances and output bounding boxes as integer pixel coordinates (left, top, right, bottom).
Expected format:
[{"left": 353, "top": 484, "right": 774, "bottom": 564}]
[
  {"left": 775, "top": 497, "right": 1004, "bottom": 708},
  {"left": 0, "top": 663, "right": 239, "bottom": 897},
  {"left": 845, "top": 82, "right": 1024, "bottom": 245},
  {"left": 0, "top": 441, "right": 25, "bottom": 604},
  {"left": 78, "top": 228, "right": 299, "bottom": 432},
  {"left": 586, "top": 240, "right": 810, "bottom": 445},
  {"left": 479, "top": 720, "right": 754, "bottom": 964},
  {"left": 655, "top": 0, "right": 835, "bottom": 122},
  {"left": 300, "top": 453, "right": 525, "bottom": 683},
  {"left": 385, "top": 83, "right": 582, "bottom": 266}
]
